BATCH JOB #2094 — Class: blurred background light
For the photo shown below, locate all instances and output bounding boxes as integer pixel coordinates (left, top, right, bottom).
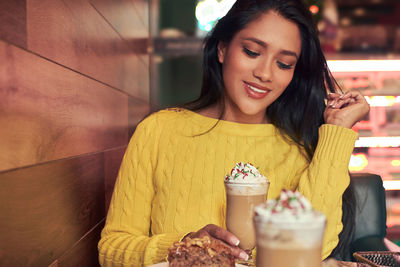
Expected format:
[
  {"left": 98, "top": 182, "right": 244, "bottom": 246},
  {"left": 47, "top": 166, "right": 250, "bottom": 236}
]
[
  {"left": 365, "top": 96, "right": 400, "bottom": 107},
  {"left": 195, "top": 0, "right": 236, "bottom": 33},
  {"left": 309, "top": 5, "right": 319, "bottom": 14},
  {"left": 355, "top": 137, "right": 400, "bottom": 148},
  {"left": 392, "top": 160, "right": 400, "bottom": 167},
  {"left": 349, "top": 153, "right": 368, "bottom": 171},
  {"left": 384, "top": 181, "right": 400, "bottom": 191},
  {"left": 327, "top": 60, "right": 400, "bottom": 72}
]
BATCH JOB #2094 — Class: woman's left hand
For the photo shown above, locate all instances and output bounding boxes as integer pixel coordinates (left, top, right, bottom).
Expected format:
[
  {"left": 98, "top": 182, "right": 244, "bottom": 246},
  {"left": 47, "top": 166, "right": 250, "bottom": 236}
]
[{"left": 324, "top": 90, "right": 370, "bottom": 129}]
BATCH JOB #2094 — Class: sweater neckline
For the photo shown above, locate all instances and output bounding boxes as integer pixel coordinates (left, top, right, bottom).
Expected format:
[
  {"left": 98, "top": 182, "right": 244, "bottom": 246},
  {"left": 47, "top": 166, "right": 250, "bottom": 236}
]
[{"left": 180, "top": 108, "right": 277, "bottom": 137}]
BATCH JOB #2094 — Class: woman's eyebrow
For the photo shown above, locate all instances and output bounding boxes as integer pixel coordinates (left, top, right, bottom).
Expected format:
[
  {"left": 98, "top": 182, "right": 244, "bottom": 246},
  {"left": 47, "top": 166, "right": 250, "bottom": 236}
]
[
  {"left": 242, "top": 37, "right": 267, "bottom": 47},
  {"left": 280, "top": 50, "right": 299, "bottom": 60},
  {"left": 241, "top": 37, "right": 299, "bottom": 60}
]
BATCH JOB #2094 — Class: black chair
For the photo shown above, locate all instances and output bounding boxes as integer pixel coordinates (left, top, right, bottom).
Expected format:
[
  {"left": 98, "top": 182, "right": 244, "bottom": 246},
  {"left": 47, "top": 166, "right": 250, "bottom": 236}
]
[
  {"left": 351, "top": 173, "right": 388, "bottom": 255},
  {"left": 333, "top": 173, "right": 388, "bottom": 261}
]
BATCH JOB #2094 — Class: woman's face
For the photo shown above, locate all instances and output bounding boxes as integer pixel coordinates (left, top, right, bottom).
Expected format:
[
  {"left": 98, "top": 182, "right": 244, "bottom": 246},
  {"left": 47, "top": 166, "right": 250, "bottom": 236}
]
[{"left": 218, "top": 11, "right": 301, "bottom": 124}]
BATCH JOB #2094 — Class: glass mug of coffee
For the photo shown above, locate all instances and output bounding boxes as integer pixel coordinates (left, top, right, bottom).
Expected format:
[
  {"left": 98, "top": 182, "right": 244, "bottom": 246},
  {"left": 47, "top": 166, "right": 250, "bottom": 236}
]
[
  {"left": 254, "top": 190, "right": 326, "bottom": 267},
  {"left": 224, "top": 162, "right": 269, "bottom": 265}
]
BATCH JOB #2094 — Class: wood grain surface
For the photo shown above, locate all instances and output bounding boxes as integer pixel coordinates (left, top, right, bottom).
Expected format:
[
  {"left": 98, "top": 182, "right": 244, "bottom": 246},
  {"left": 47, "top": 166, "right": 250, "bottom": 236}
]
[
  {"left": 104, "top": 146, "right": 127, "bottom": 213},
  {"left": 0, "top": 41, "right": 128, "bottom": 171},
  {"left": 26, "top": 0, "right": 147, "bottom": 98},
  {"left": 132, "top": 54, "right": 150, "bottom": 101},
  {"left": 0, "top": 0, "right": 26, "bottom": 48},
  {"left": 90, "top": 0, "right": 149, "bottom": 39},
  {"left": 128, "top": 95, "right": 151, "bottom": 137},
  {"left": 131, "top": 0, "right": 150, "bottom": 31},
  {"left": 55, "top": 220, "right": 105, "bottom": 267},
  {"left": 0, "top": 153, "right": 105, "bottom": 266},
  {"left": 0, "top": 0, "right": 150, "bottom": 265}
]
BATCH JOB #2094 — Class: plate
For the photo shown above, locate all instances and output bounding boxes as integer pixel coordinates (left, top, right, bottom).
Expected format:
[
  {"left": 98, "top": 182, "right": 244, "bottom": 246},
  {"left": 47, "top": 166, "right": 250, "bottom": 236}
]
[{"left": 149, "top": 262, "right": 246, "bottom": 267}]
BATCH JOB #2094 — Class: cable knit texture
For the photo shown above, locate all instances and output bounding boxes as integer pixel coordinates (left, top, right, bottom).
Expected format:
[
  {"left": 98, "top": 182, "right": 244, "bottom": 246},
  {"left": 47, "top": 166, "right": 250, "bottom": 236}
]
[{"left": 98, "top": 108, "right": 358, "bottom": 266}]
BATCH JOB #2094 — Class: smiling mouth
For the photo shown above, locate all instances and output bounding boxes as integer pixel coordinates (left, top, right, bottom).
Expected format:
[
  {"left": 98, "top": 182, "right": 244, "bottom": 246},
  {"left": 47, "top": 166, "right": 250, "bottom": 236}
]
[
  {"left": 248, "top": 84, "right": 267, "bottom": 93},
  {"left": 244, "top": 82, "right": 270, "bottom": 99}
]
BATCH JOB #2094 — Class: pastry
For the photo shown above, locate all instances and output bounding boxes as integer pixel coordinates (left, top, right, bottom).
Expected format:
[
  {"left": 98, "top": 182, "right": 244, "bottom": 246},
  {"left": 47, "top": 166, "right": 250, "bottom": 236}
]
[{"left": 167, "top": 236, "right": 235, "bottom": 267}]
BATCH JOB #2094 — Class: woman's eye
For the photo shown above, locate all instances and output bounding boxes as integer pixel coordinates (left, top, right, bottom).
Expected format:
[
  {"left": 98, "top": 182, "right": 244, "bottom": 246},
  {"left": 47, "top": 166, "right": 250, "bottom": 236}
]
[
  {"left": 243, "top": 47, "right": 259, "bottom": 57},
  {"left": 277, "top": 61, "right": 293, "bottom": 70}
]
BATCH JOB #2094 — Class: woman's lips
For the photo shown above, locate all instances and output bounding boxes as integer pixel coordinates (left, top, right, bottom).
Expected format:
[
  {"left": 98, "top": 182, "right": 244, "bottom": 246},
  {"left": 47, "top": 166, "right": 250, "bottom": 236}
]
[{"left": 243, "top": 82, "right": 270, "bottom": 99}]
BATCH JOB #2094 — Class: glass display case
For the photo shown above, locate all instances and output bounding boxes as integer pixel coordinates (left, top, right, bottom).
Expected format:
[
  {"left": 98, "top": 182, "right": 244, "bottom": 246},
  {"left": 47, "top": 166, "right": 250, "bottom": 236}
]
[{"left": 328, "top": 55, "right": 400, "bottom": 237}]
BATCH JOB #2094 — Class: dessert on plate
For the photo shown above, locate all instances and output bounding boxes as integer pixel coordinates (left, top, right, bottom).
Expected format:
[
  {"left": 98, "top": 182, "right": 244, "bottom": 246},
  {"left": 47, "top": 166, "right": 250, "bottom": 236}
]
[{"left": 167, "top": 236, "right": 235, "bottom": 267}]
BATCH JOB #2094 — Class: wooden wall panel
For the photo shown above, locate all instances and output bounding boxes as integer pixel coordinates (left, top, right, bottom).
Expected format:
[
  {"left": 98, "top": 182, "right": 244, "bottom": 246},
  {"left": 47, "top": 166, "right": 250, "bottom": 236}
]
[
  {"left": 133, "top": 55, "right": 150, "bottom": 99},
  {"left": 26, "top": 0, "right": 148, "bottom": 100},
  {"left": 0, "top": 153, "right": 105, "bottom": 266},
  {"left": 54, "top": 220, "right": 104, "bottom": 267},
  {"left": 0, "top": 0, "right": 26, "bottom": 48},
  {"left": 104, "top": 146, "right": 127, "bottom": 213},
  {"left": 132, "top": 0, "right": 150, "bottom": 31},
  {"left": 90, "top": 0, "right": 149, "bottom": 39},
  {"left": 0, "top": 0, "right": 151, "bottom": 265},
  {"left": 0, "top": 41, "right": 128, "bottom": 171},
  {"left": 128, "top": 95, "right": 151, "bottom": 137}
]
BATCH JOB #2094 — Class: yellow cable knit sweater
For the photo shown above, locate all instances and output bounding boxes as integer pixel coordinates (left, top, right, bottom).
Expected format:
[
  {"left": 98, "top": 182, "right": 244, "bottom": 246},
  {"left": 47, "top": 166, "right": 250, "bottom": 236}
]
[{"left": 98, "top": 108, "right": 358, "bottom": 266}]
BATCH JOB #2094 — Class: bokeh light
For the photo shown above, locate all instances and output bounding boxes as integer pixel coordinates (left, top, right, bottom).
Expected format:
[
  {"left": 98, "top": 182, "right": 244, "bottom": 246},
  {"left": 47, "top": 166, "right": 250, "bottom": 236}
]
[
  {"left": 309, "top": 5, "right": 319, "bottom": 14},
  {"left": 196, "top": 0, "right": 236, "bottom": 32}
]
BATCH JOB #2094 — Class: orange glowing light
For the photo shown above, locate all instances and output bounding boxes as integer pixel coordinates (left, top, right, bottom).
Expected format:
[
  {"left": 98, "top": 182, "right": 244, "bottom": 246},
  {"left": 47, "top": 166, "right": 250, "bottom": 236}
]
[
  {"left": 391, "top": 203, "right": 400, "bottom": 214},
  {"left": 309, "top": 5, "right": 319, "bottom": 14}
]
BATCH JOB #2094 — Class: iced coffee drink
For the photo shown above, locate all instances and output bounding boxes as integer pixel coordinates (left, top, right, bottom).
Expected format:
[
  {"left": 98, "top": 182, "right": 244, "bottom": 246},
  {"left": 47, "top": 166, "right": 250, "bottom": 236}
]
[
  {"left": 254, "top": 190, "right": 326, "bottom": 267},
  {"left": 224, "top": 162, "right": 269, "bottom": 251}
]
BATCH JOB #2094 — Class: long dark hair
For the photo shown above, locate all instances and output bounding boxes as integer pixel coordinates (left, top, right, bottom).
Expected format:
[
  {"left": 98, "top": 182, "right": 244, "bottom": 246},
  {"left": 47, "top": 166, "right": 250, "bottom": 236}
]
[{"left": 184, "top": 0, "right": 353, "bottom": 258}]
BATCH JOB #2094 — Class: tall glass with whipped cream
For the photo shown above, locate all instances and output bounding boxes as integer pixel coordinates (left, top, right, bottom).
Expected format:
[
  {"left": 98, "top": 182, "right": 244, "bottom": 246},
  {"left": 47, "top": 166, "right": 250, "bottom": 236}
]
[
  {"left": 224, "top": 162, "right": 269, "bottom": 262},
  {"left": 254, "top": 190, "right": 326, "bottom": 267}
]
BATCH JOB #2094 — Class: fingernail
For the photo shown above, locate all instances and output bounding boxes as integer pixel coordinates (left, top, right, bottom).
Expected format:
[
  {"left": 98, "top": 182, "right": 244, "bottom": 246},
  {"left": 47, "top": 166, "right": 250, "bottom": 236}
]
[
  {"left": 231, "top": 237, "right": 240, "bottom": 246},
  {"left": 239, "top": 251, "right": 249, "bottom": 261},
  {"left": 339, "top": 94, "right": 344, "bottom": 99}
]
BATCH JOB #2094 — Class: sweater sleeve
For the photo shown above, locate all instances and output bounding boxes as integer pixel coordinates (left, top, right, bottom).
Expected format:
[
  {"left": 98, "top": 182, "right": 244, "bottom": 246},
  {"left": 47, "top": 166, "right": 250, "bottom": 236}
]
[
  {"left": 98, "top": 116, "right": 185, "bottom": 267},
  {"left": 297, "top": 124, "right": 358, "bottom": 260}
]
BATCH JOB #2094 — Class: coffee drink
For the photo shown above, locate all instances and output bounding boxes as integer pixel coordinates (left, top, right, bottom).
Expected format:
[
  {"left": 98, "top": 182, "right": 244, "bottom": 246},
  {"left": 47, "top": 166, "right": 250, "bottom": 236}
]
[
  {"left": 224, "top": 162, "right": 269, "bottom": 251},
  {"left": 254, "top": 190, "right": 326, "bottom": 267},
  {"left": 255, "top": 226, "right": 324, "bottom": 267},
  {"left": 225, "top": 185, "right": 267, "bottom": 250}
]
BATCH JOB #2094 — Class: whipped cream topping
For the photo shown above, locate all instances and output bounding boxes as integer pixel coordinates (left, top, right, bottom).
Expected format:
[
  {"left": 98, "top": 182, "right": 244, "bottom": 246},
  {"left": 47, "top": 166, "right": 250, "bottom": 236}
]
[
  {"left": 254, "top": 190, "right": 325, "bottom": 224},
  {"left": 224, "top": 162, "right": 268, "bottom": 184}
]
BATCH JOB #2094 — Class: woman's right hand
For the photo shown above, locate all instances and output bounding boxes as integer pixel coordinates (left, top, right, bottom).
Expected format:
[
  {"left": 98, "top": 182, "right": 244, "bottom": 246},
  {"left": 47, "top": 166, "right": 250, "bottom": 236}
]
[
  {"left": 184, "top": 224, "right": 249, "bottom": 261},
  {"left": 324, "top": 90, "right": 370, "bottom": 129}
]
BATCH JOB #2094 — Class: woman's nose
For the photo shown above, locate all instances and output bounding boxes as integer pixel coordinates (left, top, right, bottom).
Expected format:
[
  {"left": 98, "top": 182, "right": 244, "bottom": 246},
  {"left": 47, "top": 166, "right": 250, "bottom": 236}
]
[{"left": 253, "top": 61, "right": 272, "bottom": 82}]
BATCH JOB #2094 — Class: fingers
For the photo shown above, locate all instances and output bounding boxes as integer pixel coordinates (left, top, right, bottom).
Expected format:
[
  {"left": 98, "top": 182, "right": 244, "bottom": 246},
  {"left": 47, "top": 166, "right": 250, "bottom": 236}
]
[
  {"left": 204, "top": 224, "right": 239, "bottom": 246},
  {"left": 327, "top": 92, "right": 342, "bottom": 100},
  {"left": 345, "top": 90, "right": 370, "bottom": 105},
  {"left": 231, "top": 247, "right": 250, "bottom": 261},
  {"left": 327, "top": 90, "right": 366, "bottom": 109},
  {"left": 328, "top": 97, "right": 354, "bottom": 109},
  {"left": 337, "top": 90, "right": 370, "bottom": 113},
  {"left": 324, "top": 89, "right": 370, "bottom": 128},
  {"left": 203, "top": 224, "right": 249, "bottom": 260},
  {"left": 327, "top": 92, "right": 344, "bottom": 108}
]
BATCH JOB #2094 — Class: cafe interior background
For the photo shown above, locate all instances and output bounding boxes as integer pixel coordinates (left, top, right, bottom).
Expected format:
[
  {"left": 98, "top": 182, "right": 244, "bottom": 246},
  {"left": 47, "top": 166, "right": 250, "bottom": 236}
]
[{"left": 0, "top": 0, "right": 399, "bottom": 265}]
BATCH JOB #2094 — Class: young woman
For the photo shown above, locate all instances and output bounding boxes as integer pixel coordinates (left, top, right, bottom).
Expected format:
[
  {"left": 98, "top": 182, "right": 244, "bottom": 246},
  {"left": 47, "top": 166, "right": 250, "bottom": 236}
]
[{"left": 98, "top": 0, "right": 370, "bottom": 266}]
